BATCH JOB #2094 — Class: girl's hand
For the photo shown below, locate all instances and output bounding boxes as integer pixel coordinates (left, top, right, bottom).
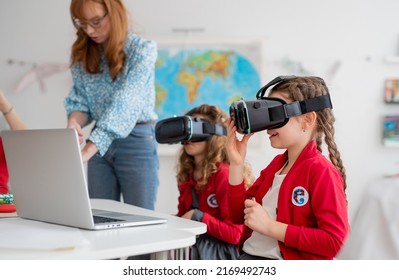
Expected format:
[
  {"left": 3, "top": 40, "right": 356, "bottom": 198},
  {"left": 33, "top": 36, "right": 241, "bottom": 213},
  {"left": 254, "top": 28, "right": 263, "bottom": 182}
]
[
  {"left": 243, "top": 198, "right": 271, "bottom": 235},
  {"left": 0, "top": 89, "right": 12, "bottom": 114},
  {"left": 181, "top": 209, "right": 194, "bottom": 219},
  {"left": 225, "top": 118, "right": 253, "bottom": 166}
]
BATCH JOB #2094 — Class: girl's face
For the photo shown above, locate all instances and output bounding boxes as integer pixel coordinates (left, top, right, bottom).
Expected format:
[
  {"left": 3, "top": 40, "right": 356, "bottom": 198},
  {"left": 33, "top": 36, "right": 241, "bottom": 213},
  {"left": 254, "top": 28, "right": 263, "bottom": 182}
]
[
  {"left": 183, "top": 114, "right": 208, "bottom": 163},
  {"left": 75, "top": 1, "right": 111, "bottom": 45},
  {"left": 266, "top": 92, "right": 308, "bottom": 150},
  {"left": 183, "top": 141, "right": 207, "bottom": 163}
]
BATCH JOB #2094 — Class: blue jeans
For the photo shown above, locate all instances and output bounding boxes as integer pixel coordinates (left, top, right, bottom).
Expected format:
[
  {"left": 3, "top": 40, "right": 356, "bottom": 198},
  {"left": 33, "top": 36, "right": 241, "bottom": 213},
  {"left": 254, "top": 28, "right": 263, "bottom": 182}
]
[{"left": 87, "top": 124, "right": 159, "bottom": 210}]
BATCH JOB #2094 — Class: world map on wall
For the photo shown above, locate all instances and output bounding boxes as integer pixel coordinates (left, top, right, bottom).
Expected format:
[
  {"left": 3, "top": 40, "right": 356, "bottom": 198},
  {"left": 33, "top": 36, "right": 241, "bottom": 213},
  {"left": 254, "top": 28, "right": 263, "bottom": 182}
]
[{"left": 154, "top": 47, "right": 262, "bottom": 120}]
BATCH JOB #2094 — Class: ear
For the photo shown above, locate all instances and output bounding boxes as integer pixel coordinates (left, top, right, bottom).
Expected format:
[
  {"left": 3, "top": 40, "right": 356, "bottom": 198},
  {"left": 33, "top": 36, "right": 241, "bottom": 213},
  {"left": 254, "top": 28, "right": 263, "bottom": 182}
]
[{"left": 302, "top": 111, "right": 317, "bottom": 130}]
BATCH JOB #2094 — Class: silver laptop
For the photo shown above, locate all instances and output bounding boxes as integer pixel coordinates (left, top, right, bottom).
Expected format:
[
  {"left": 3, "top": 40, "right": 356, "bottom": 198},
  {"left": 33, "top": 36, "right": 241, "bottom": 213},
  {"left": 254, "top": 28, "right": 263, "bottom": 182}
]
[{"left": 1, "top": 128, "right": 166, "bottom": 230}]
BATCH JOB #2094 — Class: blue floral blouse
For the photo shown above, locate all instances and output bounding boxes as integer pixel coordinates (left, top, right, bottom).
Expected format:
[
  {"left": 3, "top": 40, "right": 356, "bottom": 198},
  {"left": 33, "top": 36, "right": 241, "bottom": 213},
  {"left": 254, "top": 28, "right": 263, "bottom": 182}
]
[{"left": 64, "top": 32, "right": 158, "bottom": 156}]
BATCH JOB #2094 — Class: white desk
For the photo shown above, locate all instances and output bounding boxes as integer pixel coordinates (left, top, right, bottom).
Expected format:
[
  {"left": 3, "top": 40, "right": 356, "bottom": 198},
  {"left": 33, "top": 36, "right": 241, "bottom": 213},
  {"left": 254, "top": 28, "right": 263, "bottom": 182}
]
[{"left": 0, "top": 199, "right": 206, "bottom": 260}]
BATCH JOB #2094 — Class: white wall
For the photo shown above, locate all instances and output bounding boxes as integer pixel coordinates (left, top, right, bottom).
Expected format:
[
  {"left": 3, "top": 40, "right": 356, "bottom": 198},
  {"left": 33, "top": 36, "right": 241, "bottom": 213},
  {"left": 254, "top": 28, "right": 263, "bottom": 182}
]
[{"left": 1, "top": 0, "right": 399, "bottom": 222}]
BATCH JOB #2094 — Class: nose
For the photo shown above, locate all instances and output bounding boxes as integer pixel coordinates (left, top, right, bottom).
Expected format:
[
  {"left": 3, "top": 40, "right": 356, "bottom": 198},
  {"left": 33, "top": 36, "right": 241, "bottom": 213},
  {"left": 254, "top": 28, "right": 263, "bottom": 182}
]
[{"left": 84, "top": 25, "right": 96, "bottom": 35}]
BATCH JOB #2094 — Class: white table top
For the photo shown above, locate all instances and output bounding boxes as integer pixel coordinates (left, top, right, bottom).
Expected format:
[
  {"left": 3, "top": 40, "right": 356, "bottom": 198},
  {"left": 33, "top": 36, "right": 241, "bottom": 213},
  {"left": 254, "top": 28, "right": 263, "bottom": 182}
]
[
  {"left": 0, "top": 199, "right": 206, "bottom": 260},
  {"left": 91, "top": 198, "right": 206, "bottom": 235}
]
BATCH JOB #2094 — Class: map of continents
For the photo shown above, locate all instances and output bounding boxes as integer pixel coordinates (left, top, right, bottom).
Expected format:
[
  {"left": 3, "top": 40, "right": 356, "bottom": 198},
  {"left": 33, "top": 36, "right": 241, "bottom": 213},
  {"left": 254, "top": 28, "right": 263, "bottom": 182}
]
[{"left": 155, "top": 48, "right": 261, "bottom": 120}]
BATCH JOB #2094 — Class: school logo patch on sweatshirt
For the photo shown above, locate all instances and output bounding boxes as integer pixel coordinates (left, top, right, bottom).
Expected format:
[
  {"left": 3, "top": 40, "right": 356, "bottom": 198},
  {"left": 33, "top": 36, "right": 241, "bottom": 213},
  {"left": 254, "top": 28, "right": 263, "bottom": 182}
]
[
  {"left": 207, "top": 194, "right": 218, "bottom": 208},
  {"left": 291, "top": 186, "right": 309, "bottom": 206}
]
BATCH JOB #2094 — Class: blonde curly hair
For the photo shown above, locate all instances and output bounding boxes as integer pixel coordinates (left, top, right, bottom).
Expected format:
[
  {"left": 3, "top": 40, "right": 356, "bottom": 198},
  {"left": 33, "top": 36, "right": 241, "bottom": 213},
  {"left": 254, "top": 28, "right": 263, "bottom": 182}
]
[{"left": 176, "top": 104, "right": 254, "bottom": 190}]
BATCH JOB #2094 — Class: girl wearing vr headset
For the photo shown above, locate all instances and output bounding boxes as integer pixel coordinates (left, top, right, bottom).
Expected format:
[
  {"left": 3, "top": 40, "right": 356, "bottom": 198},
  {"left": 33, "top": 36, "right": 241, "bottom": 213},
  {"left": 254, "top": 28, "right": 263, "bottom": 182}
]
[
  {"left": 65, "top": 0, "right": 159, "bottom": 210},
  {"left": 176, "top": 104, "right": 254, "bottom": 260},
  {"left": 226, "top": 76, "right": 349, "bottom": 260}
]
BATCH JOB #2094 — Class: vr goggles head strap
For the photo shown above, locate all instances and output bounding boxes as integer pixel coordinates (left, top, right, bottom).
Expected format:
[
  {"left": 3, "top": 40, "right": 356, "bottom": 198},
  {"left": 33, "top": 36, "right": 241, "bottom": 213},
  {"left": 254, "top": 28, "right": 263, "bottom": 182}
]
[
  {"left": 256, "top": 75, "right": 297, "bottom": 99},
  {"left": 186, "top": 108, "right": 227, "bottom": 139},
  {"left": 268, "top": 94, "right": 333, "bottom": 119},
  {"left": 258, "top": 75, "right": 333, "bottom": 124},
  {"left": 182, "top": 116, "right": 227, "bottom": 143},
  {"left": 230, "top": 75, "right": 334, "bottom": 134},
  {"left": 202, "top": 121, "right": 227, "bottom": 136}
]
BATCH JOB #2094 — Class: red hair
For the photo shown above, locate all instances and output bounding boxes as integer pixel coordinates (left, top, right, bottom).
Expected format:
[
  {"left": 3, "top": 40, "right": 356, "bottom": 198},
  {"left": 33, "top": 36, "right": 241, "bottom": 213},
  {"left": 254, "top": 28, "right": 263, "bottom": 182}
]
[{"left": 70, "top": 0, "right": 129, "bottom": 80}]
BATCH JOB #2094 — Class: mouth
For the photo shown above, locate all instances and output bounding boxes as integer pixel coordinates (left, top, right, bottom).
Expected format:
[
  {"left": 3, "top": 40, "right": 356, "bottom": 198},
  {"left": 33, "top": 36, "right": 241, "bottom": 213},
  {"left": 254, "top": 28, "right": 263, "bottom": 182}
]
[
  {"left": 267, "top": 130, "right": 278, "bottom": 138},
  {"left": 90, "top": 36, "right": 100, "bottom": 42}
]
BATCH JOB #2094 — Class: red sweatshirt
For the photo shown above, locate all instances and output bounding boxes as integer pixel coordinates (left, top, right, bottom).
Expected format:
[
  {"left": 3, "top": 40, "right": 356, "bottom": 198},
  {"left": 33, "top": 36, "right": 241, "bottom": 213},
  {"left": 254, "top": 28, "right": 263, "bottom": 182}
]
[
  {"left": 229, "top": 141, "right": 349, "bottom": 259},
  {"left": 0, "top": 137, "right": 9, "bottom": 194},
  {"left": 177, "top": 162, "right": 243, "bottom": 245}
]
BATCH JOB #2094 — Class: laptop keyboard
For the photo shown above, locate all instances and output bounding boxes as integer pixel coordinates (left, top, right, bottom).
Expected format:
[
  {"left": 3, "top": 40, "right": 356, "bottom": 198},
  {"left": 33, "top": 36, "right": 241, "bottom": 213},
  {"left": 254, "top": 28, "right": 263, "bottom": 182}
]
[{"left": 93, "top": 215, "right": 124, "bottom": 224}]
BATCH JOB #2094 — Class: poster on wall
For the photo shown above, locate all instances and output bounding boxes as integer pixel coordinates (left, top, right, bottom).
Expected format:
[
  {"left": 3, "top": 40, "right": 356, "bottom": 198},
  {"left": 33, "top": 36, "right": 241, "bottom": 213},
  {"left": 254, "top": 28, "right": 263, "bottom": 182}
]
[
  {"left": 153, "top": 39, "right": 264, "bottom": 155},
  {"left": 383, "top": 115, "right": 399, "bottom": 147},
  {"left": 384, "top": 78, "right": 399, "bottom": 103},
  {"left": 154, "top": 39, "right": 263, "bottom": 120}
]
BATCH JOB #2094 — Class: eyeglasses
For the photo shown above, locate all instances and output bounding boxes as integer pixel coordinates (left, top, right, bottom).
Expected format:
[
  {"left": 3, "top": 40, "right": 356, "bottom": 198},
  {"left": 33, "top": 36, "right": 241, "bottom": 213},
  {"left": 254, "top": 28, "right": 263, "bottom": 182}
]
[{"left": 73, "top": 12, "right": 108, "bottom": 30}]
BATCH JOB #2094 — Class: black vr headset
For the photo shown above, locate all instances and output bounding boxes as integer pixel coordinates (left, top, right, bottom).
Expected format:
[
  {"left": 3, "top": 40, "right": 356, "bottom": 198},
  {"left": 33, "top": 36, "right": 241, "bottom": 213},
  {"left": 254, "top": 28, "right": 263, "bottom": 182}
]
[
  {"left": 230, "top": 75, "right": 333, "bottom": 134},
  {"left": 155, "top": 111, "right": 227, "bottom": 144}
]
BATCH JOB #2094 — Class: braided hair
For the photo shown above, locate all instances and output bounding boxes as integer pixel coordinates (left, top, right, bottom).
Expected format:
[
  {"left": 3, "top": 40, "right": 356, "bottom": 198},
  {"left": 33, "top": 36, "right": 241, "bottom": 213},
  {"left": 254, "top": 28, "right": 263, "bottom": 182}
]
[{"left": 271, "top": 77, "right": 347, "bottom": 191}]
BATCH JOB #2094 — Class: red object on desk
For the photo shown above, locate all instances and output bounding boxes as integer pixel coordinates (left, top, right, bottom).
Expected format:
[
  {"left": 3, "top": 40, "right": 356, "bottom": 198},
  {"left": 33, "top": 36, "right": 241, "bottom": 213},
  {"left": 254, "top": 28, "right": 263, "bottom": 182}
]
[{"left": 0, "top": 204, "right": 16, "bottom": 213}]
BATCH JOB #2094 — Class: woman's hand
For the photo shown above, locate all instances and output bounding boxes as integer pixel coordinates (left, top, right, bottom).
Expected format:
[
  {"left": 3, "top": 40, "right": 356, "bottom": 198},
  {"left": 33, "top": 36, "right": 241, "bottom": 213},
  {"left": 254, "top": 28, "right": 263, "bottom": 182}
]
[
  {"left": 67, "top": 117, "right": 85, "bottom": 144},
  {"left": 81, "top": 140, "right": 98, "bottom": 163}
]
